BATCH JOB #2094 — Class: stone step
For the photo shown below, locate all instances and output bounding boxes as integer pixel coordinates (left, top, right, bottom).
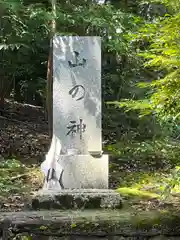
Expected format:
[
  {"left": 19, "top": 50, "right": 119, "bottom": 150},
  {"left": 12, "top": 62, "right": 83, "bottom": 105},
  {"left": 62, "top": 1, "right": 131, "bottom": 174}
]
[
  {"left": 0, "top": 209, "right": 179, "bottom": 239},
  {"left": 31, "top": 189, "right": 122, "bottom": 210}
]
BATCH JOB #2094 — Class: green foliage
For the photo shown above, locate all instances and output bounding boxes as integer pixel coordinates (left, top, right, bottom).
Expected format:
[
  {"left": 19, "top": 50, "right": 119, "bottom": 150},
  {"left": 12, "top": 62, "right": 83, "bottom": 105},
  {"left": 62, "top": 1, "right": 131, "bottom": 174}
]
[
  {"left": 163, "top": 166, "right": 180, "bottom": 197},
  {"left": 0, "top": 0, "right": 145, "bottom": 107},
  {"left": 0, "top": 0, "right": 50, "bottom": 104},
  {"left": 112, "top": 5, "right": 180, "bottom": 127},
  {"left": 0, "top": 0, "right": 152, "bottom": 147},
  {"left": 0, "top": 158, "right": 39, "bottom": 195},
  {"left": 0, "top": 159, "right": 24, "bottom": 194},
  {"left": 143, "top": 0, "right": 180, "bottom": 12},
  {"left": 107, "top": 138, "right": 180, "bottom": 166},
  {"left": 0, "top": 158, "right": 21, "bottom": 168}
]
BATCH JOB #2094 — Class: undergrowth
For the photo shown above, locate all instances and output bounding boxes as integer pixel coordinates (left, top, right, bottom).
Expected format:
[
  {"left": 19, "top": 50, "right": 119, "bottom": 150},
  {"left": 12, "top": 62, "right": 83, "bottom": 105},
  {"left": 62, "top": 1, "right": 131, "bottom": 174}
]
[
  {"left": 0, "top": 158, "right": 43, "bottom": 197},
  {"left": 1, "top": 137, "right": 180, "bottom": 209},
  {"left": 108, "top": 138, "right": 180, "bottom": 199}
]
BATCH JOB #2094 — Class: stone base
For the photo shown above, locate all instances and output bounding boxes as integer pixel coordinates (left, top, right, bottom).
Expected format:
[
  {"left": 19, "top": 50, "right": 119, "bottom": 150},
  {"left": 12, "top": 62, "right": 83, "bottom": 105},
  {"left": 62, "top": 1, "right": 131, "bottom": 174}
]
[{"left": 32, "top": 189, "right": 122, "bottom": 210}]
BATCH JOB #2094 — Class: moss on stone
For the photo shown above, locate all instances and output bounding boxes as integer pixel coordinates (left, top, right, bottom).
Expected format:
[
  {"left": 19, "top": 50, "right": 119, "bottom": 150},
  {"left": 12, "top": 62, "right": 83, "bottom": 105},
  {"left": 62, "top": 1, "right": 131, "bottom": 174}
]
[
  {"left": 1, "top": 209, "right": 180, "bottom": 236},
  {"left": 116, "top": 187, "right": 160, "bottom": 200}
]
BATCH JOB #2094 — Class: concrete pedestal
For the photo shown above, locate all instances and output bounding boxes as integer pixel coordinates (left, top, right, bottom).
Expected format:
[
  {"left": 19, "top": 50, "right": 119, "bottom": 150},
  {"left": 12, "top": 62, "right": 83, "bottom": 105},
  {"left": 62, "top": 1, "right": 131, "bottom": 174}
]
[{"left": 32, "top": 189, "right": 122, "bottom": 210}]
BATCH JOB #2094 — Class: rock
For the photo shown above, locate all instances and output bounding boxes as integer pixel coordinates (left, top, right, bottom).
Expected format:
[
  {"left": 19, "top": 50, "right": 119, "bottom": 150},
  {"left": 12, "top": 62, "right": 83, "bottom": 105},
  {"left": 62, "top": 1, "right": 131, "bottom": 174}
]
[{"left": 32, "top": 189, "right": 122, "bottom": 210}]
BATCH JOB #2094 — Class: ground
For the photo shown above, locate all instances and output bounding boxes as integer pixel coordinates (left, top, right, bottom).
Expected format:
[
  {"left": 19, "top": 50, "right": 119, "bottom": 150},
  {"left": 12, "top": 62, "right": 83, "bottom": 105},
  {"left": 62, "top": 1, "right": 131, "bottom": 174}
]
[
  {"left": 0, "top": 157, "right": 179, "bottom": 213},
  {"left": 1, "top": 99, "right": 180, "bottom": 234}
]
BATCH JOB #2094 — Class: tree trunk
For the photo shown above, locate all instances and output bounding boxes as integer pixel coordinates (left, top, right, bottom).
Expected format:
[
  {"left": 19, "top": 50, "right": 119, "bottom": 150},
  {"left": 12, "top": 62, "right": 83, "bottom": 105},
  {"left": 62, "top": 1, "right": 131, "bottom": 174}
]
[
  {"left": 46, "top": 0, "right": 56, "bottom": 138},
  {"left": 46, "top": 43, "right": 53, "bottom": 138}
]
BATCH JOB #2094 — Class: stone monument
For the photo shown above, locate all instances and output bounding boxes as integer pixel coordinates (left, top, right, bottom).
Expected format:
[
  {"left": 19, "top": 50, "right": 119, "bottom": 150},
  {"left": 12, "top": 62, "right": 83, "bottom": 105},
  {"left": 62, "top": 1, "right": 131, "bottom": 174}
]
[{"left": 32, "top": 36, "right": 121, "bottom": 209}]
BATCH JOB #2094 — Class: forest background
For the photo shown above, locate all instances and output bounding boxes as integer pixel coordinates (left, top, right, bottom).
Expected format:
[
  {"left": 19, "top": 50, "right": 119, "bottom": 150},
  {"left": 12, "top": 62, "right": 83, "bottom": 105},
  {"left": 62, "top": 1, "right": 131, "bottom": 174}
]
[{"left": 1, "top": 0, "right": 180, "bottom": 209}]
